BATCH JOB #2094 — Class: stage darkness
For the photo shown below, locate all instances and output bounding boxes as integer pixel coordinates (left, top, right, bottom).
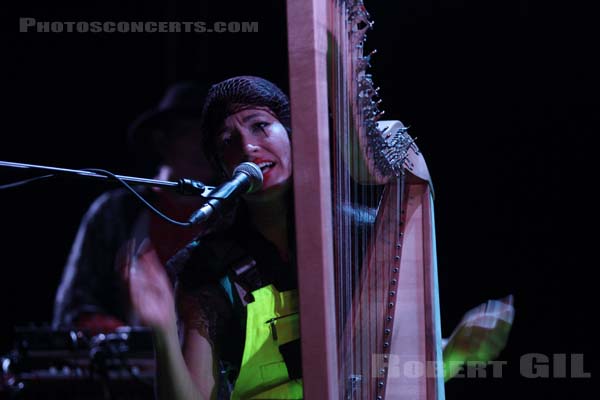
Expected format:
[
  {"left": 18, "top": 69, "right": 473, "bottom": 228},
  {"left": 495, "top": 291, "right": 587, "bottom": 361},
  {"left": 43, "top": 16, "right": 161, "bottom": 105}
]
[{"left": 2, "top": 1, "right": 596, "bottom": 398}]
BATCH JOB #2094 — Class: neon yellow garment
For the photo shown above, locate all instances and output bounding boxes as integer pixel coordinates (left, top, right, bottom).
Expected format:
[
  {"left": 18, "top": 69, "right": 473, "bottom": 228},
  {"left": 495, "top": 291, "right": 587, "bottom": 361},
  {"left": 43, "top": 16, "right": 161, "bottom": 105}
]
[{"left": 231, "top": 284, "right": 303, "bottom": 399}]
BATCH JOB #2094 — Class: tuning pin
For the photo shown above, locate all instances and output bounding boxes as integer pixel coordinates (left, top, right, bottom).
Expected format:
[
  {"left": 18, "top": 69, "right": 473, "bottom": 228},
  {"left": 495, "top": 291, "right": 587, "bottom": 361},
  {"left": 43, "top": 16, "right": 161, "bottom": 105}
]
[
  {"left": 348, "top": 0, "right": 370, "bottom": 20},
  {"left": 358, "top": 79, "right": 373, "bottom": 93},
  {"left": 373, "top": 110, "right": 385, "bottom": 123},
  {"left": 356, "top": 57, "right": 371, "bottom": 70},
  {"left": 359, "top": 87, "right": 374, "bottom": 99},
  {"left": 357, "top": 77, "right": 368, "bottom": 87},
  {"left": 363, "top": 103, "right": 376, "bottom": 115}
]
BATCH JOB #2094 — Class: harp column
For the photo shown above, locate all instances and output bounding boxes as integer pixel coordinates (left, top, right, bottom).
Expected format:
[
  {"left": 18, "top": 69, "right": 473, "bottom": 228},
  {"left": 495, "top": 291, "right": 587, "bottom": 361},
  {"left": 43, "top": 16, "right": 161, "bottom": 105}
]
[{"left": 287, "top": 0, "right": 339, "bottom": 399}]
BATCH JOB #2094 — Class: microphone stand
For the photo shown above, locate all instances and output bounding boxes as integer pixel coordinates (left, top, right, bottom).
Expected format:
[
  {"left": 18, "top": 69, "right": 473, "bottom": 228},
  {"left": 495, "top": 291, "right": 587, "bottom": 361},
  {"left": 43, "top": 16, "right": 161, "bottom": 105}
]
[{"left": 0, "top": 160, "right": 215, "bottom": 198}]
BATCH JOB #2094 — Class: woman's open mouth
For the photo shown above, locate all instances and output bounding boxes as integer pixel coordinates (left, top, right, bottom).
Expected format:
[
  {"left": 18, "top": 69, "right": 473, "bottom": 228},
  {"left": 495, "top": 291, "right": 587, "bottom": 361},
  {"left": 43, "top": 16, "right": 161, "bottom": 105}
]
[{"left": 256, "top": 161, "right": 275, "bottom": 175}]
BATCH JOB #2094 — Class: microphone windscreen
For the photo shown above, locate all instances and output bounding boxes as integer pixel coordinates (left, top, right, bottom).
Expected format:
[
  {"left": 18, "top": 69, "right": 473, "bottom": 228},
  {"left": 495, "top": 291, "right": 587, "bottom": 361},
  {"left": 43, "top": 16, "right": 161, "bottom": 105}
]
[{"left": 233, "top": 162, "right": 263, "bottom": 193}]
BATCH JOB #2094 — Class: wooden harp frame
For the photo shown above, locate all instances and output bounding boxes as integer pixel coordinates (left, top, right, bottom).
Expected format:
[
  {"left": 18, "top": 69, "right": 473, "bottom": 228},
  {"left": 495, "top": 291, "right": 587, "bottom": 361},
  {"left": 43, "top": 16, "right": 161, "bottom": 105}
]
[{"left": 287, "top": 1, "right": 445, "bottom": 399}]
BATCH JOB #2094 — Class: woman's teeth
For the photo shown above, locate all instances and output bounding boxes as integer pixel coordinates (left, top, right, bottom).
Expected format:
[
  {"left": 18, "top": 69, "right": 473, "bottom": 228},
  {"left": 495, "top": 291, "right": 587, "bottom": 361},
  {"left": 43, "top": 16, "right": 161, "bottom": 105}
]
[{"left": 257, "top": 161, "right": 275, "bottom": 172}]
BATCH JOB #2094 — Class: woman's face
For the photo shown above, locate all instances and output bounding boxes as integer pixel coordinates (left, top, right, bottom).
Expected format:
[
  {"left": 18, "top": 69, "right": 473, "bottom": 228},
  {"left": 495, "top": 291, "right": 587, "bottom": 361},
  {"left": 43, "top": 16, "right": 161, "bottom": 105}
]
[{"left": 216, "top": 107, "right": 292, "bottom": 195}]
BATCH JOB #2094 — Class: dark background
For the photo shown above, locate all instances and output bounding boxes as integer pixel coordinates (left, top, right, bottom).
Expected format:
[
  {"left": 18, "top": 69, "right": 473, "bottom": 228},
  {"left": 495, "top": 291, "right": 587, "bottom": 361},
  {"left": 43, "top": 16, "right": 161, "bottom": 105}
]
[{"left": 1, "top": 0, "right": 596, "bottom": 398}]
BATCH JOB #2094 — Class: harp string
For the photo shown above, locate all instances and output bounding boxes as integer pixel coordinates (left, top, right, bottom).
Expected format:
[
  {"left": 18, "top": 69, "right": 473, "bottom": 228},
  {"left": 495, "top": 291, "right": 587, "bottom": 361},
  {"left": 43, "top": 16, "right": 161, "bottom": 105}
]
[{"left": 328, "top": 1, "right": 387, "bottom": 398}]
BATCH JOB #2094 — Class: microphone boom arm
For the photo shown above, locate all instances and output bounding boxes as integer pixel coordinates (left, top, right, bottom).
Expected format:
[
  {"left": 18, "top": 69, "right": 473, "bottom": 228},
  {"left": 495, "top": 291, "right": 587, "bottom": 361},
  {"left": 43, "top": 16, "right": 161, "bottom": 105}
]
[{"left": 0, "top": 160, "right": 215, "bottom": 197}]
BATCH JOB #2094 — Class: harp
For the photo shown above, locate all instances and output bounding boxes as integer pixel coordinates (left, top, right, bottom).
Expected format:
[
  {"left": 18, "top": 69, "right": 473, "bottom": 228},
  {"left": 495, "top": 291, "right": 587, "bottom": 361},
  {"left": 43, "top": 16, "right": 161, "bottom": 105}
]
[{"left": 286, "top": 1, "right": 445, "bottom": 399}]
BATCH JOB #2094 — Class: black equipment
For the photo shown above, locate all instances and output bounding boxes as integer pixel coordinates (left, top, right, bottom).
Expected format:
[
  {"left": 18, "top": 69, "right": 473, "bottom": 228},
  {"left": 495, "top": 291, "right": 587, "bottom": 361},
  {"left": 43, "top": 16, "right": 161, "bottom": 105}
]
[{"left": 1, "top": 326, "right": 155, "bottom": 400}]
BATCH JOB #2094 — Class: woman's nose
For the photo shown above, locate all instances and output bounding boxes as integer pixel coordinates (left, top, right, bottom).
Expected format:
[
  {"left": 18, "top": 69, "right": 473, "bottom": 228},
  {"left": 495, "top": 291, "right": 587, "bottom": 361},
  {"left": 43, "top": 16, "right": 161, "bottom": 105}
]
[
  {"left": 245, "top": 142, "right": 260, "bottom": 153},
  {"left": 238, "top": 129, "right": 260, "bottom": 156}
]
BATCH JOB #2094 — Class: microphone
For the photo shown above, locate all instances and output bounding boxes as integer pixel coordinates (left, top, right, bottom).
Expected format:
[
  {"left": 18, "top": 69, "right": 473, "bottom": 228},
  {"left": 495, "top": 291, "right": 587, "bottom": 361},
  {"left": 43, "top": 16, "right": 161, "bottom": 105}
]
[{"left": 188, "top": 162, "right": 263, "bottom": 225}]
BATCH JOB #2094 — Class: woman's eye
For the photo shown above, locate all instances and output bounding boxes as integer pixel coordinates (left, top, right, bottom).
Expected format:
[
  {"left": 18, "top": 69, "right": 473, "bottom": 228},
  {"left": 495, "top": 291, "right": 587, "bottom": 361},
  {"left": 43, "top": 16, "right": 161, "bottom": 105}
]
[{"left": 253, "top": 122, "right": 269, "bottom": 132}]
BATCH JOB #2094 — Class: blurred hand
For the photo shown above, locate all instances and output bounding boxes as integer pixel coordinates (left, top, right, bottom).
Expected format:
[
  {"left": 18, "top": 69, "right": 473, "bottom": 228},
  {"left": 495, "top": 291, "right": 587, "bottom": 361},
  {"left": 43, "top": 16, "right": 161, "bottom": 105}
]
[
  {"left": 443, "top": 295, "right": 515, "bottom": 379},
  {"left": 125, "top": 239, "right": 177, "bottom": 333}
]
